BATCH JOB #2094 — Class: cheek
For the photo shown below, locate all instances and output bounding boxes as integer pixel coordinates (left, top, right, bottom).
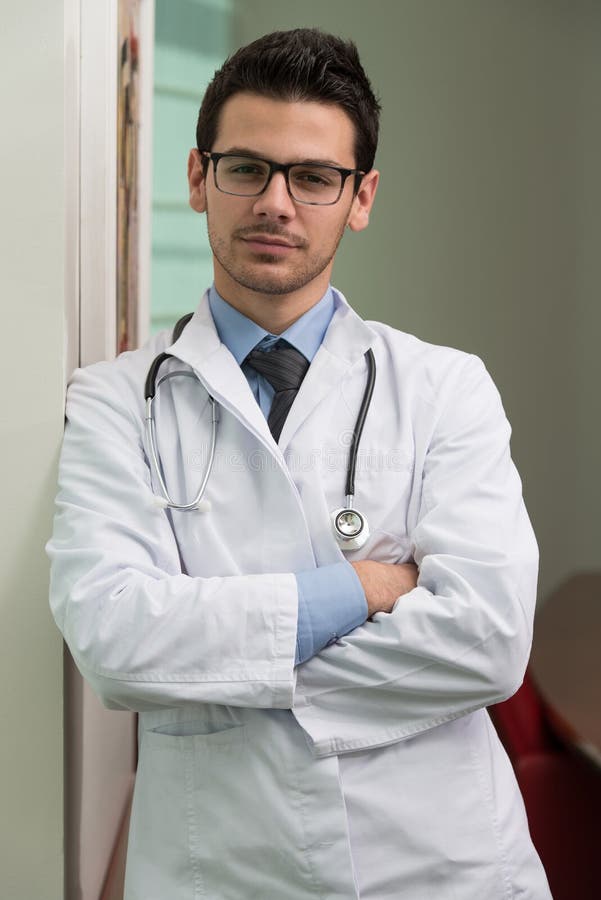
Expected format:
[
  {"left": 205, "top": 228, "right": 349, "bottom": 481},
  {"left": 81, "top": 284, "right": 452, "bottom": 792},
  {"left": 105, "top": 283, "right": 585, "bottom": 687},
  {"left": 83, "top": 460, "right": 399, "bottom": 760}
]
[
  {"left": 210, "top": 197, "right": 255, "bottom": 230},
  {"left": 206, "top": 201, "right": 231, "bottom": 236},
  {"left": 315, "top": 213, "right": 347, "bottom": 247}
]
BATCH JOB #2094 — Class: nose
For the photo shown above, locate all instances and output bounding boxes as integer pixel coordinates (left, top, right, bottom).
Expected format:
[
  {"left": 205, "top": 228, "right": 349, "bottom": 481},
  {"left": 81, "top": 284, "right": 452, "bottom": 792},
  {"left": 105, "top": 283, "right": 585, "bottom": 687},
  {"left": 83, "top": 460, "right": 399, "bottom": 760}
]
[{"left": 252, "top": 171, "right": 296, "bottom": 220}]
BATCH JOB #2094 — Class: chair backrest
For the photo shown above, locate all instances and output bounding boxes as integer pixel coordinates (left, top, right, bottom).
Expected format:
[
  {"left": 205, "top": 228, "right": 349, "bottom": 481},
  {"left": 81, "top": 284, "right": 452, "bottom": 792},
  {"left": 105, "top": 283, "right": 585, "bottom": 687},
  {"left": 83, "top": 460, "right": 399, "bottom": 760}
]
[
  {"left": 489, "top": 668, "right": 601, "bottom": 900},
  {"left": 488, "top": 670, "right": 559, "bottom": 761},
  {"left": 516, "top": 752, "right": 601, "bottom": 900}
]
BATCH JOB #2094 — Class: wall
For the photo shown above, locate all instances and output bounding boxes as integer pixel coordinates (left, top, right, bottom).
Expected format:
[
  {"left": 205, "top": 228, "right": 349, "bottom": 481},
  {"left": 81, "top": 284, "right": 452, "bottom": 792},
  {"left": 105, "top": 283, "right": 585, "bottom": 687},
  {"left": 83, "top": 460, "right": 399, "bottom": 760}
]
[
  {"left": 0, "top": 0, "right": 65, "bottom": 898},
  {"left": 234, "top": 0, "right": 601, "bottom": 599}
]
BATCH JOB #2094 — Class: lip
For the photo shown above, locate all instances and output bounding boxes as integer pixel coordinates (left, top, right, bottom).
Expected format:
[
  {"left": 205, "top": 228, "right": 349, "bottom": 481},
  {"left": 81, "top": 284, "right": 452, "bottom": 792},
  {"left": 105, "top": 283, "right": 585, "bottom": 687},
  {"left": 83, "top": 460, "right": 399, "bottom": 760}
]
[{"left": 241, "top": 236, "right": 300, "bottom": 254}]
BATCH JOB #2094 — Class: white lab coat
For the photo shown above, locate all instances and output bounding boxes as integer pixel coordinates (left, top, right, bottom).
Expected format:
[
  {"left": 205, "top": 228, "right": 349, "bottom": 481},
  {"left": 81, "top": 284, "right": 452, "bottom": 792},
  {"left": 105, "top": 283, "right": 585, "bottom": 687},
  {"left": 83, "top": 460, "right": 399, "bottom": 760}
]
[{"left": 48, "top": 289, "right": 551, "bottom": 899}]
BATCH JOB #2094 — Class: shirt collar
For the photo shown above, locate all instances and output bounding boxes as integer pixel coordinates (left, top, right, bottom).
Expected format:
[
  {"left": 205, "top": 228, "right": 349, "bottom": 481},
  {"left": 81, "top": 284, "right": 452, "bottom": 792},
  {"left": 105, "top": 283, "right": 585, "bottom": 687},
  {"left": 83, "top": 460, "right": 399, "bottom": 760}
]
[{"left": 208, "top": 285, "right": 335, "bottom": 364}]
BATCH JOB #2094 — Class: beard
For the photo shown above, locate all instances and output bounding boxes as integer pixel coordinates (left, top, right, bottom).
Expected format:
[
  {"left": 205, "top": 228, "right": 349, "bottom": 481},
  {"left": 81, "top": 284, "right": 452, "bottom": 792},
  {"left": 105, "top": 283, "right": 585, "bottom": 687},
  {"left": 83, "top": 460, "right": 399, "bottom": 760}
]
[{"left": 205, "top": 210, "right": 348, "bottom": 296}]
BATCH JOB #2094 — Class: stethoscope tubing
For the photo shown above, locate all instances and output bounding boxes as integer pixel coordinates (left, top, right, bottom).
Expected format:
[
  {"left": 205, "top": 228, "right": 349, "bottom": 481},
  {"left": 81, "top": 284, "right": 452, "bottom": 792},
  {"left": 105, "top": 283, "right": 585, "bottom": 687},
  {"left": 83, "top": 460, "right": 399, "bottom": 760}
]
[
  {"left": 344, "top": 348, "right": 376, "bottom": 499},
  {"left": 144, "top": 318, "right": 376, "bottom": 531},
  {"left": 145, "top": 367, "right": 219, "bottom": 510}
]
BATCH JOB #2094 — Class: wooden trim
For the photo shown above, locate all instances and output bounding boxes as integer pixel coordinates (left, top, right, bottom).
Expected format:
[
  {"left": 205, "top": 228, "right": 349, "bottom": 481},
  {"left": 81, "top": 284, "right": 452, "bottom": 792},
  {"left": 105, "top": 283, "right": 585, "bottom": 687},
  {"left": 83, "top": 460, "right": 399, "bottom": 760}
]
[
  {"left": 80, "top": 0, "right": 118, "bottom": 366},
  {"left": 100, "top": 776, "right": 136, "bottom": 900}
]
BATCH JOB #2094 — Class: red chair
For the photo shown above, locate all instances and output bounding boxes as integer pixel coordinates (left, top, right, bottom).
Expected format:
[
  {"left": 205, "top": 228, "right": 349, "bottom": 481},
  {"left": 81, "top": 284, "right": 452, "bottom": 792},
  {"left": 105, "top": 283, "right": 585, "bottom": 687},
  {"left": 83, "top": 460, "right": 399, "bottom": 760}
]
[
  {"left": 490, "top": 670, "right": 561, "bottom": 758},
  {"left": 489, "top": 670, "right": 601, "bottom": 900}
]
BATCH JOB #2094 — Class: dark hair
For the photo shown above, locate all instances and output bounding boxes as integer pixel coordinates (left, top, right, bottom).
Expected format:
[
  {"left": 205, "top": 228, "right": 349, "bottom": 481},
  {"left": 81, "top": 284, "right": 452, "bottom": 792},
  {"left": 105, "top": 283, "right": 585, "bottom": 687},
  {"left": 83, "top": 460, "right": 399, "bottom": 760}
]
[{"left": 196, "top": 28, "right": 381, "bottom": 173}]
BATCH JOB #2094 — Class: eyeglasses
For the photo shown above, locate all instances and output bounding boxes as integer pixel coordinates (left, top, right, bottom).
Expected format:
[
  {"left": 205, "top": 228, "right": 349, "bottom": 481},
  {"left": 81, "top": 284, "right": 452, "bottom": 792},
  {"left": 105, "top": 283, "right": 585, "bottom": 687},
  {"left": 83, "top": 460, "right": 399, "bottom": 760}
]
[{"left": 200, "top": 151, "right": 365, "bottom": 206}]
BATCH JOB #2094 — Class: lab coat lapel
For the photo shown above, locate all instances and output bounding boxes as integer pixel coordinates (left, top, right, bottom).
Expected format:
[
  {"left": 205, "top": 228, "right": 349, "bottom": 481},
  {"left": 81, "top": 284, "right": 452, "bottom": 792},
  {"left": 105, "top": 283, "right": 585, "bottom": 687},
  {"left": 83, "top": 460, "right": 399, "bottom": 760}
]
[
  {"left": 166, "top": 293, "right": 276, "bottom": 449},
  {"left": 278, "top": 292, "right": 377, "bottom": 451},
  {"left": 165, "top": 290, "right": 377, "bottom": 455}
]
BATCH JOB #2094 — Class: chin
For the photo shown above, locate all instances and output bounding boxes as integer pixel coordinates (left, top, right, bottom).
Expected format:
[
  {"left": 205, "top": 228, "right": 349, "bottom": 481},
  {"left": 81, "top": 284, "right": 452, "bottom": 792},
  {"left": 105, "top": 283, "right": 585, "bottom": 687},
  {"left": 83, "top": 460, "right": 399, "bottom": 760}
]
[{"left": 229, "top": 266, "right": 312, "bottom": 297}]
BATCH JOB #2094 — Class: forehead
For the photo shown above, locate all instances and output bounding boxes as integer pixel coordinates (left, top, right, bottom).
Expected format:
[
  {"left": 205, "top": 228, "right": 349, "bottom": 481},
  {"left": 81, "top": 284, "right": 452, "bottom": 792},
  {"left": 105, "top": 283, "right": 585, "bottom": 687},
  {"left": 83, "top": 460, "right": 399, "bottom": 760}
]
[{"left": 213, "top": 92, "right": 357, "bottom": 166}]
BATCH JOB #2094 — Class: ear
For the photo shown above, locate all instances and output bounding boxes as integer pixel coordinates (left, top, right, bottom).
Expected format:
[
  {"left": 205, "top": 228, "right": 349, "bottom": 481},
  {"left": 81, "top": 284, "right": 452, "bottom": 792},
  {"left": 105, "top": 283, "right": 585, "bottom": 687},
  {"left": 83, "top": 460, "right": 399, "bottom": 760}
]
[
  {"left": 346, "top": 169, "right": 379, "bottom": 233},
  {"left": 188, "top": 149, "right": 207, "bottom": 213}
]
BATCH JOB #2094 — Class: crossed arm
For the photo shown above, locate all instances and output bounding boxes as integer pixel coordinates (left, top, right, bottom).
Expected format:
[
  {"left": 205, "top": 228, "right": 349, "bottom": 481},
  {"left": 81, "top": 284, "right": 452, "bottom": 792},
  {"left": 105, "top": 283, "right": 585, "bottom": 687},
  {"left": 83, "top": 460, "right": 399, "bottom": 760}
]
[{"left": 48, "top": 353, "right": 536, "bottom": 751}]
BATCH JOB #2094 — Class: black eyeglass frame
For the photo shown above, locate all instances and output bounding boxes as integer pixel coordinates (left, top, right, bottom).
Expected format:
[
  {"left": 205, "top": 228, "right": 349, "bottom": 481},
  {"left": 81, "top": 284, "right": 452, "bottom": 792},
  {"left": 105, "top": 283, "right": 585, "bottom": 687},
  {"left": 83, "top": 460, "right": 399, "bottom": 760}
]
[{"left": 199, "top": 151, "right": 366, "bottom": 206}]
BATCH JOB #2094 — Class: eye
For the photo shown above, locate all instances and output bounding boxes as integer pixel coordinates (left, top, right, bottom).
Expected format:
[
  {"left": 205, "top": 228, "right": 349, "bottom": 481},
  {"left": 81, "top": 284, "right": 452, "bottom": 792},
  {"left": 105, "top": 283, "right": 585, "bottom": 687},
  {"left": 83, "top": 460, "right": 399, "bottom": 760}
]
[
  {"left": 290, "top": 166, "right": 340, "bottom": 194},
  {"left": 219, "top": 157, "right": 270, "bottom": 181},
  {"left": 293, "top": 169, "right": 334, "bottom": 186},
  {"left": 229, "top": 163, "right": 263, "bottom": 175}
]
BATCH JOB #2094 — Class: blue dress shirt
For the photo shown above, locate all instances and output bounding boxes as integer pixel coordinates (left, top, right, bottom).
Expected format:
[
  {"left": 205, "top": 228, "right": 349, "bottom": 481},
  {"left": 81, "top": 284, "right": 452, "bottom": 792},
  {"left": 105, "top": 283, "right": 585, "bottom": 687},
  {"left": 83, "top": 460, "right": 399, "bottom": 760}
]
[{"left": 208, "top": 285, "right": 368, "bottom": 666}]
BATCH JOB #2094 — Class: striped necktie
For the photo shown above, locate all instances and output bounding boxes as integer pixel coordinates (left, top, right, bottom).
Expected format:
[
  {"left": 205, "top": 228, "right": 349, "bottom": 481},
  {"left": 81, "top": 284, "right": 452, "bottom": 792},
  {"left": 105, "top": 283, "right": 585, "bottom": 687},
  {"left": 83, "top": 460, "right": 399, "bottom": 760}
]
[{"left": 245, "top": 341, "right": 310, "bottom": 442}]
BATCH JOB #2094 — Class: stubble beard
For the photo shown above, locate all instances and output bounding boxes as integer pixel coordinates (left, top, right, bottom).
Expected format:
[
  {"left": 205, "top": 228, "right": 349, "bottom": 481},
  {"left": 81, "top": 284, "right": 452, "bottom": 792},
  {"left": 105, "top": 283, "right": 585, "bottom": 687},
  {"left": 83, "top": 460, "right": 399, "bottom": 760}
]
[{"left": 206, "top": 209, "right": 348, "bottom": 297}]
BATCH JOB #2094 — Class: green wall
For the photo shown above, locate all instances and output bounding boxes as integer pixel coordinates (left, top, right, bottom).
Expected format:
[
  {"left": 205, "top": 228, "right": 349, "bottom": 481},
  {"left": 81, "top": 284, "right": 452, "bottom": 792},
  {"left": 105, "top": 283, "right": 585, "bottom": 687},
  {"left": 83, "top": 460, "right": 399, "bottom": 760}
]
[
  {"left": 152, "top": 0, "right": 234, "bottom": 332},
  {"left": 232, "top": 0, "right": 601, "bottom": 601}
]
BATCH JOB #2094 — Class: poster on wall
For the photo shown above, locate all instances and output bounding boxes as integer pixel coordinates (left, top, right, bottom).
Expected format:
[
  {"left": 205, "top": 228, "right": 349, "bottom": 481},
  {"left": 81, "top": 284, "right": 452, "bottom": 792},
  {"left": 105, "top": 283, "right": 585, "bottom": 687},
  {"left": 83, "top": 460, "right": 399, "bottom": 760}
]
[{"left": 117, "top": 0, "right": 141, "bottom": 353}]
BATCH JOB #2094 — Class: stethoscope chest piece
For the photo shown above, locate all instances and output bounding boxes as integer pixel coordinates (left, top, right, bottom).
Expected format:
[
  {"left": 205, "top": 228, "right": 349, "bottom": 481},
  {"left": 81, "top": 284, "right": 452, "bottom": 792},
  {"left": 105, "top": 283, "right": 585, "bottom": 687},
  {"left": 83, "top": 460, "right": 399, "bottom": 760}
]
[{"left": 331, "top": 506, "right": 370, "bottom": 551}]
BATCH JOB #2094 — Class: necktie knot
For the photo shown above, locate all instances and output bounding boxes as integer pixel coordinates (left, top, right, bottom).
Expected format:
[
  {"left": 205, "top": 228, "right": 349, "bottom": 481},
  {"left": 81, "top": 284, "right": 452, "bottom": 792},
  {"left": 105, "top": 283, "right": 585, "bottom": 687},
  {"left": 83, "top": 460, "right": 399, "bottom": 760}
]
[
  {"left": 245, "top": 342, "right": 309, "bottom": 392},
  {"left": 245, "top": 342, "right": 310, "bottom": 442}
]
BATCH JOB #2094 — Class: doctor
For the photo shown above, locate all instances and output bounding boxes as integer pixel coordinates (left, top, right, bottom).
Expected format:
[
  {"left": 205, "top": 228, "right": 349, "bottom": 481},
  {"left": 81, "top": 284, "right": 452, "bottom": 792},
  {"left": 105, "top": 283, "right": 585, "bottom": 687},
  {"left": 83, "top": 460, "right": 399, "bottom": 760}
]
[{"left": 48, "top": 27, "right": 551, "bottom": 900}]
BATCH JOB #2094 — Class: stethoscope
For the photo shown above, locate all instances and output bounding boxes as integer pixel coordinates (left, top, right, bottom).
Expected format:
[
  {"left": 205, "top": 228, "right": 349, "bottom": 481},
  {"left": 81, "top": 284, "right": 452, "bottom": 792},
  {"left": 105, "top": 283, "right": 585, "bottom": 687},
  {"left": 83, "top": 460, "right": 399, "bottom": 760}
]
[{"left": 144, "top": 313, "right": 376, "bottom": 552}]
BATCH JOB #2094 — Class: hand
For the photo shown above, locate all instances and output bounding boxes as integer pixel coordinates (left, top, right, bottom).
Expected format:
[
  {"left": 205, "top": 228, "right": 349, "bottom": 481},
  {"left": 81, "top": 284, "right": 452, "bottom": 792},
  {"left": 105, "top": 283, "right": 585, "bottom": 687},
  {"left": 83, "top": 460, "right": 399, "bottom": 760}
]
[{"left": 351, "top": 560, "right": 418, "bottom": 617}]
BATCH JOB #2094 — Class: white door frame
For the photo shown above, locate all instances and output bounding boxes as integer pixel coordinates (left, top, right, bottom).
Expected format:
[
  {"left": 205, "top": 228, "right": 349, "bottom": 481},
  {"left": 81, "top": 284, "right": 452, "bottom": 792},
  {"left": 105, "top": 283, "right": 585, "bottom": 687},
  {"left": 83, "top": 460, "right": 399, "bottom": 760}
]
[{"left": 64, "top": 1, "right": 154, "bottom": 896}]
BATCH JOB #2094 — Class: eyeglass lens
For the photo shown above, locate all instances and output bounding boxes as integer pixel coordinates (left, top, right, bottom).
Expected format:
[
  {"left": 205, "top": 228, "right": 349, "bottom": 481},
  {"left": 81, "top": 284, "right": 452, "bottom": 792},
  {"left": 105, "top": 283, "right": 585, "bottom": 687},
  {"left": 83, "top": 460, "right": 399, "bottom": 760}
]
[{"left": 214, "top": 156, "right": 343, "bottom": 204}]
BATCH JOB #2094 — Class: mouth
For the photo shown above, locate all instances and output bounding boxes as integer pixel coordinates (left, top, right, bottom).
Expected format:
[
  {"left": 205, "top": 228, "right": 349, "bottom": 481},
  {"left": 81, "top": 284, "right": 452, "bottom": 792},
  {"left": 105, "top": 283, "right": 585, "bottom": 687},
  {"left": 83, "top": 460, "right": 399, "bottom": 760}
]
[
  {"left": 240, "top": 236, "right": 301, "bottom": 255},
  {"left": 238, "top": 231, "right": 302, "bottom": 256}
]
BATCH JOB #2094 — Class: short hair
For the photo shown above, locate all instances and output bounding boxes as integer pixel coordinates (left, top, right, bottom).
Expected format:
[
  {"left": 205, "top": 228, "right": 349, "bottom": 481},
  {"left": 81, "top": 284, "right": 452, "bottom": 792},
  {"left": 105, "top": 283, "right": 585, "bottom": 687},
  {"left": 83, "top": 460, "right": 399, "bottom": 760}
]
[{"left": 196, "top": 28, "right": 381, "bottom": 174}]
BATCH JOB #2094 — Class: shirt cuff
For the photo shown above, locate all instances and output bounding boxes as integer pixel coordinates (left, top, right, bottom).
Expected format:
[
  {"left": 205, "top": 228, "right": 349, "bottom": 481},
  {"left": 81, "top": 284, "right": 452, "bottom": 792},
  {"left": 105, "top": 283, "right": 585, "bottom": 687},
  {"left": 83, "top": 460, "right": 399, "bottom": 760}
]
[{"left": 295, "top": 561, "right": 368, "bottom": 666}]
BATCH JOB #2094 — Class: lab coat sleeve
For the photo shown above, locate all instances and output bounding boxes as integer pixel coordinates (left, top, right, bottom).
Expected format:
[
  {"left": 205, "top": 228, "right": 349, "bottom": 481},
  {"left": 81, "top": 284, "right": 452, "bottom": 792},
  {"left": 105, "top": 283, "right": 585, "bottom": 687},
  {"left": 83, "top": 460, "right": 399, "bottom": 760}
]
[
  {"left": 292, "top": 353, "right": 538, "bottom": 757},
  {"left": 47, "top": 364, "right": 298, "bottom": 712}
]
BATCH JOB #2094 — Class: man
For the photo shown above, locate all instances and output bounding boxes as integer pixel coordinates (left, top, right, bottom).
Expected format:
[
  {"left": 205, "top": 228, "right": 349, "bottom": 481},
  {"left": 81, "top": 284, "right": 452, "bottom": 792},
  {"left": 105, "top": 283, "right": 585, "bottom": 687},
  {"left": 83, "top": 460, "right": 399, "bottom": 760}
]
[{"left": 48, "top": 28, "right": 551, "bottom": 899}]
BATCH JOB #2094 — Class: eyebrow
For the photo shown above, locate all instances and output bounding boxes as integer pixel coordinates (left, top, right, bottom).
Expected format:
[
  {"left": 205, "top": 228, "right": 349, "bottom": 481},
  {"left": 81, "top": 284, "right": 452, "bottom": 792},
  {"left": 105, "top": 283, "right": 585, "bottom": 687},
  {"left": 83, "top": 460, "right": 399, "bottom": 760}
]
[{"left": 219, "top": 147, "right": 347, "bottom": 168}]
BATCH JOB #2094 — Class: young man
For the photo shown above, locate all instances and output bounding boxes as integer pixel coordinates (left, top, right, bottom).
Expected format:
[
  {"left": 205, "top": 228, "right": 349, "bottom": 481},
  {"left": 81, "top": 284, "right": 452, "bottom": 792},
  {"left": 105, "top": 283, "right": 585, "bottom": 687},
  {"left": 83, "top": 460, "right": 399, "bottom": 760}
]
[{"left": 49, "top": 29, "right": 551, "bottom": 899}]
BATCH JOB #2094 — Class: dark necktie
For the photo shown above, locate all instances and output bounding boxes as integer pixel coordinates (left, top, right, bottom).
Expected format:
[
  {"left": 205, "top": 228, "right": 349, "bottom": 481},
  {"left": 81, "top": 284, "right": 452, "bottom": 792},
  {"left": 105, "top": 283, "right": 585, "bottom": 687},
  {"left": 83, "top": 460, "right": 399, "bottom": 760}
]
[{"left": 245, "top": 341, "right": 310, "bottom": 442}]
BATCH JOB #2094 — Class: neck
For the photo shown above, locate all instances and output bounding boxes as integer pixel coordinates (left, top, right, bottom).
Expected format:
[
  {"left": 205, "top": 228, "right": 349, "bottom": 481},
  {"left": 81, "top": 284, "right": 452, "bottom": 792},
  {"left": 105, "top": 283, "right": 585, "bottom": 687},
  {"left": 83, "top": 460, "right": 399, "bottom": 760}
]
[{"left": 213, "top": 270, "right": 330, "bottom": 334}]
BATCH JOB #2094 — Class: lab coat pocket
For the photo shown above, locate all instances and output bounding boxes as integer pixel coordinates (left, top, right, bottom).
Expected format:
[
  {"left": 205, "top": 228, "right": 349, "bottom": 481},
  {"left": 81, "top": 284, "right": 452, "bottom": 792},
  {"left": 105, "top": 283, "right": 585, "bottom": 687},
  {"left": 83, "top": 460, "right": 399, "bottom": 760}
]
[
  {"left": 125, "top": 725, "right": 248, "bottom": 900},
  {"left": 148, "top": 720, "right": 247, "bottom": 741}
]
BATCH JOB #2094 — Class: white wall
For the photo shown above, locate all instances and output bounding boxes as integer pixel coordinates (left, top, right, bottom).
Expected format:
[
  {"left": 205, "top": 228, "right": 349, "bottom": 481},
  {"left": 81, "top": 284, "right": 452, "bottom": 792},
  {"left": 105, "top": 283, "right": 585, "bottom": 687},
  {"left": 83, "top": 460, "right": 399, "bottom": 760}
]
[
  {"left": 234, "top": 0, "right": 601, "bottom": 600},
  {"left": 0, "top": 1, "right": 65, "bottom": 898}
]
